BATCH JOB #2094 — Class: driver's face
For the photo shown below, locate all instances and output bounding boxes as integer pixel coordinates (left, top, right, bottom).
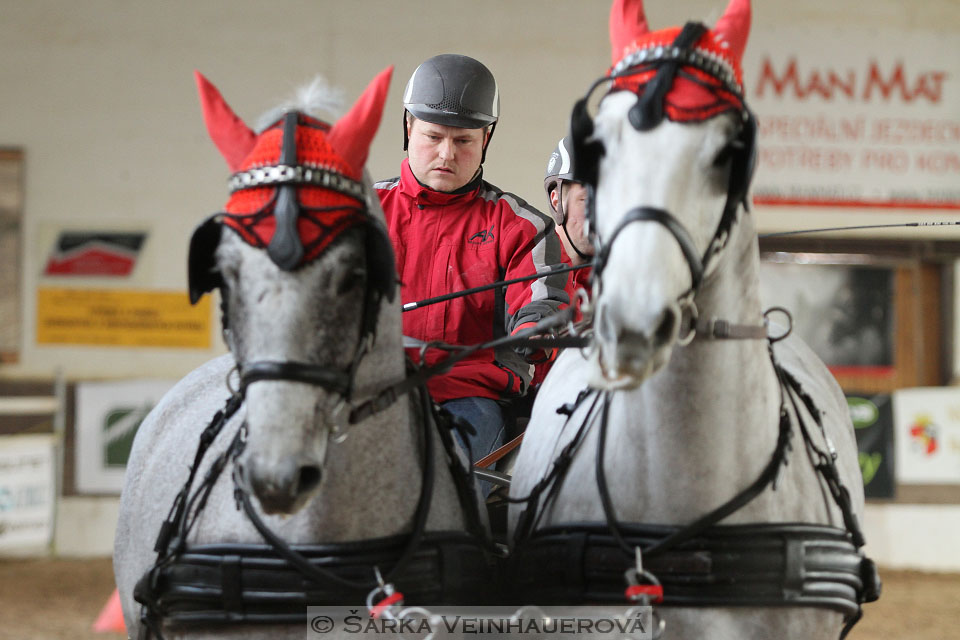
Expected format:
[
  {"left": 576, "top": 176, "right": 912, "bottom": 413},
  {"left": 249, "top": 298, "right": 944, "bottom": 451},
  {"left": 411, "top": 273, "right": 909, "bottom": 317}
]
[{"left": 406, "top": 118, "right": 487, "bottom": 192}]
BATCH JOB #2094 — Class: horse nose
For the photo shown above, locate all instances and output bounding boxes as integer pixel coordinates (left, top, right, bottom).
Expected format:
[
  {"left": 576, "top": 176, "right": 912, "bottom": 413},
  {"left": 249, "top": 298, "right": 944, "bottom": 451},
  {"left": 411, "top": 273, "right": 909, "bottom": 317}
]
[
  {"left": 245, "top": 455, "right": 323, "bottom": 515},
  {"left": 598, "top": 300, "right": 678, "bottom": 348}
]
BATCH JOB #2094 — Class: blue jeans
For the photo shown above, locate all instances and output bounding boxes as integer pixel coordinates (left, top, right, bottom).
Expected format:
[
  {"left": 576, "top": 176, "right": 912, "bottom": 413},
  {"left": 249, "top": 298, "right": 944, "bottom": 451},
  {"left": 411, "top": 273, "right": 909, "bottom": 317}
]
[{"left": 442, "top": 397, "right": 505, "bottom": 496}]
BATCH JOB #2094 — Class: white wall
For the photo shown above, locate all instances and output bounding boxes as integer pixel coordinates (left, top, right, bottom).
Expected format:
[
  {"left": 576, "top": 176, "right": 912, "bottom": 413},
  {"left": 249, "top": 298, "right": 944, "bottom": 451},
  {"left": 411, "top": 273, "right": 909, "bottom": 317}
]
[{"left": 2, "top": 0, "right": 960, "bottom": 382}]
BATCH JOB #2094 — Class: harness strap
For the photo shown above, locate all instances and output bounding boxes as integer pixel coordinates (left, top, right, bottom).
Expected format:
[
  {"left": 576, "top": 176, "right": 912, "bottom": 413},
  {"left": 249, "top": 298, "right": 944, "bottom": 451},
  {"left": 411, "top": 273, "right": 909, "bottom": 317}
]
[
  {"left": 239, "top": 360, "right": 351, "bottom": 396},
  {"left": 147, "top": 533, "right": 500, "bottom": 627},
  {"left": 136, "top": 364, "right": 500, "bottom": 637},
  {"left": 695, "top": 317, "right": 767, "bottom": 340},
  {"left": 229, "top": 381, "right": 439, "bottom": 592},
  {"left": 151, "top": 393, "right": 243, "bottom": 557},
  {"left": 509, "top": 390, "right": 605, "bottom": 545},
  {"left": 510, "top": 522, "right": 873, "bottom": 622},
  {"left": 595, "top": 207, "right": 704, "bottom": 292},
  {"left": 776, "top": 365, "right": 868, "bottom": 549}
]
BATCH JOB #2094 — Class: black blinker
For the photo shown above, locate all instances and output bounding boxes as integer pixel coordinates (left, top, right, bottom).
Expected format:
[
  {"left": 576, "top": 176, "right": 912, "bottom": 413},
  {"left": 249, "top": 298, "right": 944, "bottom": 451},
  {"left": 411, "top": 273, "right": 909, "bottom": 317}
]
[
  {"left": 569, "top": 95, "right": 604, "bottom": 188},
  {"left": 187, "top": 215, "right": 224, "bottom": 304}
]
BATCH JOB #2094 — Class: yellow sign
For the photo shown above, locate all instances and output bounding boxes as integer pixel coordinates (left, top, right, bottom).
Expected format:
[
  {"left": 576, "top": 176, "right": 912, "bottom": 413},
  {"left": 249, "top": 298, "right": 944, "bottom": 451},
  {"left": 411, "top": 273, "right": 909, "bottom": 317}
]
[{"left": 36, "top": 288, "right": 211, "bottom": 348}]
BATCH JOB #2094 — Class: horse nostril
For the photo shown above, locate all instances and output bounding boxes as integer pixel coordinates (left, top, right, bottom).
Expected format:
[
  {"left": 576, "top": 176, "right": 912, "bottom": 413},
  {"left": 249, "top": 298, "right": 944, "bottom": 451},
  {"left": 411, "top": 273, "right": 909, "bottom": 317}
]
[
  {"left": 653, "top": 308, "right": 677, "bottom": 345},
  {"left": 297, "top": 465, "right": 322, "bottom": 496}
]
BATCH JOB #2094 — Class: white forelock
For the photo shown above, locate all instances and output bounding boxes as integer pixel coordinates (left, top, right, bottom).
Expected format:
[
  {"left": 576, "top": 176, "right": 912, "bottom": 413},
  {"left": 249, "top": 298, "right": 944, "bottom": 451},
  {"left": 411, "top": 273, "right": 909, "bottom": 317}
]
[{"left": 255, "top": 75, "right": 345, "bottom": 132}]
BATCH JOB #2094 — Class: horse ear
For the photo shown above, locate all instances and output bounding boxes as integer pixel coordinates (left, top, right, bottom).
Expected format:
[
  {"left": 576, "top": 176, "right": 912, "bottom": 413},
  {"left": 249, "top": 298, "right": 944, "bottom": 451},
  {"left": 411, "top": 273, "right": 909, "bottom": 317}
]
[
  {"left": 712, "top": 0, "right": 751, "bottom": 63},
  {"left": 609, "top": 0, "right": 650, "bottom": 66},
  {"left": 194, "top": 71, "right": 257, "bottom": 172},
  {"left": 327, "top": 66, "right": 394, "bottom": 175}
]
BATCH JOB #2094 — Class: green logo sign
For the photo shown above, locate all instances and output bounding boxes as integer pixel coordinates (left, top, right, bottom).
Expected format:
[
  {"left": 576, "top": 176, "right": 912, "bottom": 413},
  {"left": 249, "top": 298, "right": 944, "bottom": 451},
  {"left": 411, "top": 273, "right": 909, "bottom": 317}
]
[
  {"left": 103, "top": 405, "right": 152, "bottom": 466},
  {"left": 847, "top": 397, "right": 879, "bottom": 429}
]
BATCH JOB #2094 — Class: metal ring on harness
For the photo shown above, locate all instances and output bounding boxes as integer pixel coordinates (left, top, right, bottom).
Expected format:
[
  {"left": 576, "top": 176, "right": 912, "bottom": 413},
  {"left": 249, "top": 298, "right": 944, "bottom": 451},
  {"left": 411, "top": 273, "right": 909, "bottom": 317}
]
[
  {"left": 763, "top": 306, "right": 793, "bottom": 343},
  {"left": 676, "top": 297, "right": 699, "bottom": 346}
]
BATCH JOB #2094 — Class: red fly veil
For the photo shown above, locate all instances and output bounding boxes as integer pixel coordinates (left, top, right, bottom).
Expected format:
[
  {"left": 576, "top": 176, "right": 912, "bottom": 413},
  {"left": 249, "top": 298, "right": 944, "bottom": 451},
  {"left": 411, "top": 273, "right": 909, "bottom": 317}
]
[
  {"left": 607, "top": 0, "right": 750, "bottom": 122},
  {"left": 195, "top": 67, "right": 393, "bottom": 269}
]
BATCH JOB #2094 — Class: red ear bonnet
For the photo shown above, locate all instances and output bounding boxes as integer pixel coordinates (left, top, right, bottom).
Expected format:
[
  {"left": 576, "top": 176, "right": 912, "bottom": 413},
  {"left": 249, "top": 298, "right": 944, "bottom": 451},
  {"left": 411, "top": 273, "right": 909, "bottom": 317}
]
[
  {"left": 607, "top": 0, "right": 751, "bottom": 121},
  {"left": 194, "top": 68, "right": 393, "bottom": 267}
]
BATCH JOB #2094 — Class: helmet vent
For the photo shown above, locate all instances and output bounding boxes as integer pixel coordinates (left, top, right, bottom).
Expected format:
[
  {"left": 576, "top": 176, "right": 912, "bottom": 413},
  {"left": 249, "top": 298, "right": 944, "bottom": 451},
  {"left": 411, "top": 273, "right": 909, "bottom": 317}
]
[{"left": 427, "top": 96, "right": 460, "bottom": 112}]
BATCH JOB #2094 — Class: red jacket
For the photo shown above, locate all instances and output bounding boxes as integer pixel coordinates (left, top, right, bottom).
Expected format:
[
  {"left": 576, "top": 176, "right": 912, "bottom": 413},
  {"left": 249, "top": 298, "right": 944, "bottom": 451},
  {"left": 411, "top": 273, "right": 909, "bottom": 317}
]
[
  {"left": 376, "top": 159, "right": 568, "bottom": 402},
  {"left": 564, "top": 246, "right": 593, "bottom": 324}
]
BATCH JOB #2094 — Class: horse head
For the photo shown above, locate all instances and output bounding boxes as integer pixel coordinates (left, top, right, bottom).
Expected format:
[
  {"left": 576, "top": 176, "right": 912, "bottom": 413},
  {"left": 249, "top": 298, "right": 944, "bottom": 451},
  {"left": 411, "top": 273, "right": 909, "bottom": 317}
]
[
  {"left": 575, "top": 0, "right": 755, "bottom": 388},
  {"left": 187, "top": 68, "right": 396, "bottom": 514}
]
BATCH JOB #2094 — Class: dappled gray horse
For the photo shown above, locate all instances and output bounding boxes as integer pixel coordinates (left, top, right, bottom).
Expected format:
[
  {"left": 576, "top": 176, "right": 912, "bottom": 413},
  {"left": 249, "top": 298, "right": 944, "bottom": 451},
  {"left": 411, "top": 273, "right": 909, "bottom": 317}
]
[
  {"left": 509, "top": 0, "right": 879, "bottom": 638},
  {"left": 114, "top": 68, "right": 491, "bottom": 639}
]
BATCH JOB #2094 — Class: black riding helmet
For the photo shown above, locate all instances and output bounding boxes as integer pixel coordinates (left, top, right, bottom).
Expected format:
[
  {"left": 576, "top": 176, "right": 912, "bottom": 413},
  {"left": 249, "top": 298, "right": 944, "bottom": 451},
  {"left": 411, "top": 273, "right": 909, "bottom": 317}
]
[{"left": 402, "top": 54, "right": 499, "bottom": 162}]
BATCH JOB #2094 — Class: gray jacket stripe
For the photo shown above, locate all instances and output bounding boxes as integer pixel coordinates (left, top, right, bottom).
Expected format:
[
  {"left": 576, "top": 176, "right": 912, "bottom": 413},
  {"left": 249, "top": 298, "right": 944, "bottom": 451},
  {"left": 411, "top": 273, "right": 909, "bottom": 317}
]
[
  {"left": 479, "top": 185, "right": 566, "bottom": 305},
  {"left": 373, "top": 177, "right": 400, "bottom": 190}
]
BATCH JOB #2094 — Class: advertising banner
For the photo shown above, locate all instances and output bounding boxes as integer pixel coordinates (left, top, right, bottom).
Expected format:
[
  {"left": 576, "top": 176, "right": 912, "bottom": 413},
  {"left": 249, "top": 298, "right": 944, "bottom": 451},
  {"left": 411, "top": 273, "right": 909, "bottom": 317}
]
[
  {"left": 847, "top": 393, "right": 895, "bottom": 498},
  {"left": 892, "top": 387, "right": 960, "bottom": 484},
  {"left": 0, "top": 434, "right": 56, "bottom": 551},
  {"left": 43, "top": 231, "right": 147, "bottom": 277},
  {"left": 744, "top": 26, "right": 960, "bottom": 210},
  {"left": 36, "top": 287, "right": 211, "bottom": 348},
  {"left": 75, "top": 379, "right": 176, "bottom": 493}
]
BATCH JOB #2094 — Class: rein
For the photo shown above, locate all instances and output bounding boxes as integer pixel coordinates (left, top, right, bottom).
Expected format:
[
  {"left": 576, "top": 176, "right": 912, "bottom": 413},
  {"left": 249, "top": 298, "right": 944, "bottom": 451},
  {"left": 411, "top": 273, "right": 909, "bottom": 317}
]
[{"left": 402, "top": 262, "right": 591, "bottom": 312}]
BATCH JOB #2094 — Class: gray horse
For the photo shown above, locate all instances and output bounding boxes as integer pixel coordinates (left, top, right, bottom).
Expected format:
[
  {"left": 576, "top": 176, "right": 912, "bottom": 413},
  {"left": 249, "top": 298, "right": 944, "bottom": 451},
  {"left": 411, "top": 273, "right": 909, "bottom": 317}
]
[
  {"left": 114, "top": 68, "right": 486, "bottom": 639},
  {"left": 509, "top": 0, "right": 878, "bottom": 638}
]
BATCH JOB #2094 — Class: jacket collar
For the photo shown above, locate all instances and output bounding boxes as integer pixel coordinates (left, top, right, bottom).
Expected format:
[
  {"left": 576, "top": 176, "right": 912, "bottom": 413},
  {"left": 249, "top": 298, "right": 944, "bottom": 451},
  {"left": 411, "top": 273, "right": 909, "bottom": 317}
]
[{"left": 399, "top": 158, "right": 483, "bottom": 205}]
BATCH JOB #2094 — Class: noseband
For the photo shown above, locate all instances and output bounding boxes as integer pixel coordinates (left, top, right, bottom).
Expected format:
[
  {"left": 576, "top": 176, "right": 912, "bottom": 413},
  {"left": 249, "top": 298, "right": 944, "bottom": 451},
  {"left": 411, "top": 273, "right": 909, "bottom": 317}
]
[
  {"left": 594, "top": 206, "right": 708, "bottom": 297},
  {"left": 239, "top": 359, "right": 354, "bottom": 398}
]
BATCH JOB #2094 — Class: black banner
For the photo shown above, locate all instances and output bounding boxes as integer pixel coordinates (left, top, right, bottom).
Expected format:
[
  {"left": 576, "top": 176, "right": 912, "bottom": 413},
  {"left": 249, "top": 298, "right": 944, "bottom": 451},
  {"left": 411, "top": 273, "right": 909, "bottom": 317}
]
[{"left": 846, "top": 392, "right": 895, "bottom": 499}]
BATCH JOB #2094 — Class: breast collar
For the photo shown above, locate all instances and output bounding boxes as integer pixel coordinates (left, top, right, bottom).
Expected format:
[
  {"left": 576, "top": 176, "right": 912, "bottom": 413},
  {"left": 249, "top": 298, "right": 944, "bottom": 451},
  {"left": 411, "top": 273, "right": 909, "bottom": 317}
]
[{"left": 398, "top": 159, "right": 484, "bottom": 205}]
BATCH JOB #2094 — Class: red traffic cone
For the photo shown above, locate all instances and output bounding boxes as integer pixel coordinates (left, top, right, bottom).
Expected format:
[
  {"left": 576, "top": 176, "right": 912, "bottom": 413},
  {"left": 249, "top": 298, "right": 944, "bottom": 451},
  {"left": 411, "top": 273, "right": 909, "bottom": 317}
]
[{"left": 92, "top": 588, "right": 126, "bottom": 633}]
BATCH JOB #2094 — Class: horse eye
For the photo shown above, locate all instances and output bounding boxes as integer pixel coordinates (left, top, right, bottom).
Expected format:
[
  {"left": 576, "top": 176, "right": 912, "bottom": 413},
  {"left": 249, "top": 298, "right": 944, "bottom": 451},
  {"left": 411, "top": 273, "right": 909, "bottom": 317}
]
[
  {"left": 336, "top": 268, "right": 365, "bottom": 295},
  {"left": 713, "top": 137, "right": 744, "bottom": 168}
]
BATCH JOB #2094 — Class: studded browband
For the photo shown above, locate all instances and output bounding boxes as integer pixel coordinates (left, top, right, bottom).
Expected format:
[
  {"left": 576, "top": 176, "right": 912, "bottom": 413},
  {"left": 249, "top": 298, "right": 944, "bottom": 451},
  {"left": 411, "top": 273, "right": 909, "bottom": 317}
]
[
  {"left": 228, "top": 163, "right": 366, "bottom": 201},
  {"left": 610, "top": 43, "right": 743, "bottom": 97}
]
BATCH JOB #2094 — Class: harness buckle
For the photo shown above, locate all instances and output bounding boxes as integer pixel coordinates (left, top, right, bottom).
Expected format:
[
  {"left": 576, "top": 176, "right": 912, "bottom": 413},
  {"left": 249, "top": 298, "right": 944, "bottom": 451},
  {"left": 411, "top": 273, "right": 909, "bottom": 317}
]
[
  {"left": 367, "top": 567, "right": 405, "bottom": 620},
  {"left": 624, "top": 547, "right": 664, "bottom": 604}
]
